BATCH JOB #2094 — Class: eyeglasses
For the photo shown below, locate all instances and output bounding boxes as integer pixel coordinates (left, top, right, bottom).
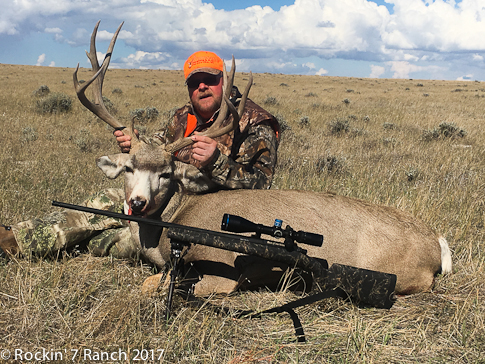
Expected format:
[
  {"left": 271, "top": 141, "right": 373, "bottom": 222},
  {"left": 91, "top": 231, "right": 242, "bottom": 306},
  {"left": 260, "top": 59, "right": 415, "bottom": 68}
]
[{"left": 186, "top": 74, "right": 221, "bottom": 89}]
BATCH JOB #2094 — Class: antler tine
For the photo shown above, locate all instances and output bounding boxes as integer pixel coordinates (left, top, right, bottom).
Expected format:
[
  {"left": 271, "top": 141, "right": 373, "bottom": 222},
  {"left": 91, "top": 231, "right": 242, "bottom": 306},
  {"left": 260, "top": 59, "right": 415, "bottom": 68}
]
[
  {"left": 73, "top": 21, "right": 131, "bottom": 135},
  {"left": 216, "top": 56, "right": 236, "bottom": 127},
  {"left": 165, "top": 56, "right": 253, "bottom": 154},
  {"left": 238, "top": 71, "right": 253, "bottom": 119},
  {"left": 200, "top": 70, "right": 252, "bottom": 140}
]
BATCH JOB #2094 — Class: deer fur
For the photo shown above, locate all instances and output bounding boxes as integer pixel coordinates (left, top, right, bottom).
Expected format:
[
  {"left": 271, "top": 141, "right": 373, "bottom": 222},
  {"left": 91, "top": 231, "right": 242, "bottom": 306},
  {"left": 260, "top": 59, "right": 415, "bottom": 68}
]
[{"left": 97, "top": 141, "right": 452, "bottom": 296}]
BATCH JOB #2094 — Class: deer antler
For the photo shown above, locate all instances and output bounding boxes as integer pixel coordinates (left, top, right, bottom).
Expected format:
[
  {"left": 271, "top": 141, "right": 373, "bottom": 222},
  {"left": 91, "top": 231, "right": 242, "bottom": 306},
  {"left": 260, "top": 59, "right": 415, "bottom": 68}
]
[
  {"left": 165, "top": 57, "right": 253, "bottom": 154},
  {"left": 73, "top": 21, "right": 135, "bottom": 138}
]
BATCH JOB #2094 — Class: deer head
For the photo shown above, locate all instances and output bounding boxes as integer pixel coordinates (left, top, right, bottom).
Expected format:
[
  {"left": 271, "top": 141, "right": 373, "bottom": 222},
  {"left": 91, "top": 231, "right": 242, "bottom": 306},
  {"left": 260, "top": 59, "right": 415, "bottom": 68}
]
[{"left": 74, "top": 21, "right": 252, "bottom": 217}]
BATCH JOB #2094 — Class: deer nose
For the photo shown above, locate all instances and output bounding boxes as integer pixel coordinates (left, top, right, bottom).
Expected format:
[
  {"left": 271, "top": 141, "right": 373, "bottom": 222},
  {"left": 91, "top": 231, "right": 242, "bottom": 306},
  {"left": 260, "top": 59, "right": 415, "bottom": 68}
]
[{"left": 131, "top": 200, "right": 146, "bottom": 214}]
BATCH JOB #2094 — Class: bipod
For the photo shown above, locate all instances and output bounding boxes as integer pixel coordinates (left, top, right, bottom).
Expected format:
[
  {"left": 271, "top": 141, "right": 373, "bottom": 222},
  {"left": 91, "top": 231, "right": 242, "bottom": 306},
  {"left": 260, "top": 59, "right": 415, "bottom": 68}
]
[{"left": 165, "top": 239, "right": 185, "bottom": 320}]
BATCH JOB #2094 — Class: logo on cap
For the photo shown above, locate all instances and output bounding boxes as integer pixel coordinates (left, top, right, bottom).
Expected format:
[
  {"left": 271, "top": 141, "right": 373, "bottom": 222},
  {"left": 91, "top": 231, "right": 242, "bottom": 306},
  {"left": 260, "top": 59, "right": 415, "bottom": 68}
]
[{"left": 184, "top": 51, "right": 223, "bottom": 80}]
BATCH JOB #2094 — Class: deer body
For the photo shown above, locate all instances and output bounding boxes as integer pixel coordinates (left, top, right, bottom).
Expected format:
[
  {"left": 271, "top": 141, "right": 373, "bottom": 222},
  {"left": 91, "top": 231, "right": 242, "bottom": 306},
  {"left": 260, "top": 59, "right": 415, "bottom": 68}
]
[
  {"left": 80, "top": 21, "right": 451, "bottom": 297},
  {"left": 98, "top": 149, "right": 451, "bottom": 295}
]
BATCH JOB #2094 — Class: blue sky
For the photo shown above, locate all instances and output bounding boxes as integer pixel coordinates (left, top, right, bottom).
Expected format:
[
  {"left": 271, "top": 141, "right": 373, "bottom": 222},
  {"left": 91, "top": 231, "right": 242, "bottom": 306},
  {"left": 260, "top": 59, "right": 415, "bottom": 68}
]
[{"left": 1, "top": 0, "right": 484, "bottom": 81}]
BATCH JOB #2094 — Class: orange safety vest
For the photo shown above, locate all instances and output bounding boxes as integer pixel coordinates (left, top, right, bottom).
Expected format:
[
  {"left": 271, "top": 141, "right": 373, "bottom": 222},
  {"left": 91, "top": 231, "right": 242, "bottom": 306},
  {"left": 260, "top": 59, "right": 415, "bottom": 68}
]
[
  {"left": 184, "top": 111, "right": 280, "bottom": 141},
  {"left": 184, "top": 114, "right": 198, "bottom": 137},
  {"left": 173, "top": 114, "right": 198, "bottom": 158}
]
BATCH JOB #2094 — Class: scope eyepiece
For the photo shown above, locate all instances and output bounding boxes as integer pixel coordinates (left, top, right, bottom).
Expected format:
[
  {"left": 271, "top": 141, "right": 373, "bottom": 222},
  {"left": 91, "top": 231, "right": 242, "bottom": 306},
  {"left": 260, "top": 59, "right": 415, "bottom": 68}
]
[{"left": 294, "top": 231, "right": 323, "bottom": 247}]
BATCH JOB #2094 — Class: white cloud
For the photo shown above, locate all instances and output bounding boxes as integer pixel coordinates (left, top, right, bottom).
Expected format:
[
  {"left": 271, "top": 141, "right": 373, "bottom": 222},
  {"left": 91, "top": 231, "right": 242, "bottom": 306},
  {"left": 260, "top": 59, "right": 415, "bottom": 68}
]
[
  {"left": 388, "top": 61, "right": 422, "bottom": 79},
  {"left": 120, "top": 51, "right": 172, "bottom": 69},
  {"left": 369, "top": 65, "right": 385, "bottom": 78},
  {"left": 45, "top": 27, "right": 62, "bottom": 34},
  {"left": 36, "top": 54, "right": 46, "bottom": 66},
  {"left": 316, "top": 68, "right": 328, "bottom": 76},
  {"left": 473, "top": 54, "right": 484, "bottom": 62},
  {"left": 386, "top": 60, "right": 446, "bottom": 79},
  {"left": 303, "top": 62, "right": 316, "bottom": 69}
]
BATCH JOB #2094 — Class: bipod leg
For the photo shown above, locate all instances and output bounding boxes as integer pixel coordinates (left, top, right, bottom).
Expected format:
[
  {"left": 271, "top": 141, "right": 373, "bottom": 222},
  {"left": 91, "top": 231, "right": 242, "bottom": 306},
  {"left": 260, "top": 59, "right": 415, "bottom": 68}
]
[{"left": 166, "top": 239, "right": 184, "bottom": 321}]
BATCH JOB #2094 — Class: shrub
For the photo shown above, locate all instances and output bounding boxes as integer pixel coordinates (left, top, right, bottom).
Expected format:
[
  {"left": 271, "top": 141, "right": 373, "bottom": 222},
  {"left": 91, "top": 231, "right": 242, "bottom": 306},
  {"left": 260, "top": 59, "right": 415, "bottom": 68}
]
[
  {"left": 145, "top": 107, "right": 160, "bottom": 121},
  {"left": 263, "top": 96, "right": 278, "bottom": 106},
  {"left": 297, "top": 116, "right": 310, "bottom": 127},
  {"left": 273, "top": 113, "right": 291, "bottom": 133},
  {"left": 315, "top": 154, "right": 346, "bottom": 173},
  {"left": 35, "top": 93, "right": 73, "bottom": 114},
  {"left": 130, "top": 108, "right": 145, "bottom": 122},
  {"left": 342, "top": 98, "right": 351, "bottom": 105},
  {"left": 21, "top": 127, "right": 38, "bottom": 143},
  {"left": 382, "top": 137, "right": 397, "bottom": 147},
  {"left": 32, "top": 85, "right": 50, "bottom": 97},
  {"left": 130, "top": 106, "right": 160, "bottom": 123},
  {"left": 102, "top": 96, "right": 117, "bottom": 115},
  {"left": 328, "top": 118, "right": 350, "bottom": 135},
  {"left": 421, "top": 128, "right": 441, "bottom": 141},
  {"left": 405, "top": 168, "right": 419, "bottom": 182},
  {"left": 112, "top": 88, "right": 123, "bottom": 95},
  {"left": 438, "top": 122, "right": 467, "bottom": 138},
  {"left": 72, "top": 129, "right": 101, "bottom": 153},
  {"left": 350, "top": 128, "right": 367, "bottom": 137},
  {"left": 422, "top": 122, "right": 467, "bottom": 141}
]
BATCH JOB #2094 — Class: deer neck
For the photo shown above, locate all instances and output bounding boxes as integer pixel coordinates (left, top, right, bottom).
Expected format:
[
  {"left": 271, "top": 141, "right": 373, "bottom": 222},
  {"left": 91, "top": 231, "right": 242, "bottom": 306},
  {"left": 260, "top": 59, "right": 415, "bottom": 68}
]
[{"left": 146, "top": 178, "right": 183, "bottom": 223}]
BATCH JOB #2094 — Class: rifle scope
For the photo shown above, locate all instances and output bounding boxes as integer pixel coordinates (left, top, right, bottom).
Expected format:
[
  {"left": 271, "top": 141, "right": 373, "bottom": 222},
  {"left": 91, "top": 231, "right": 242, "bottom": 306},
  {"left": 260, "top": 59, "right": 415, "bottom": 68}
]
[{"left": 221, "top": 214, "right": 323, "bottom": 247}]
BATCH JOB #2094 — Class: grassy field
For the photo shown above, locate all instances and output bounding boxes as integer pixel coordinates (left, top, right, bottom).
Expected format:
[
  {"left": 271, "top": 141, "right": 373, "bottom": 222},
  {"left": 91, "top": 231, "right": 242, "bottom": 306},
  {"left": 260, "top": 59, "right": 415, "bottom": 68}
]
[{"left": 0, "top": 63, "right": 484, "bottom": 363}]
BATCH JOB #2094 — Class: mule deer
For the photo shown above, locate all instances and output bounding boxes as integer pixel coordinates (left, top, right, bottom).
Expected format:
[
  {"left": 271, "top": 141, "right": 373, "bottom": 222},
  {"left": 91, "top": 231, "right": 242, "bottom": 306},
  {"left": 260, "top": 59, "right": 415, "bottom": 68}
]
[{"left": 74, "top": 21, "right": 452, "bottom": 296}]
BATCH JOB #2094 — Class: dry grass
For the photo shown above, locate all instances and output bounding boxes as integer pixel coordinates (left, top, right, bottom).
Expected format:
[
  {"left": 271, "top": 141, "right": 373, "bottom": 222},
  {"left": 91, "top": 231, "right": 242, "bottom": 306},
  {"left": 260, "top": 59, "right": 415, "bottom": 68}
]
[{"left": 1, "top": 64, "right": 484, "bottom": 363}]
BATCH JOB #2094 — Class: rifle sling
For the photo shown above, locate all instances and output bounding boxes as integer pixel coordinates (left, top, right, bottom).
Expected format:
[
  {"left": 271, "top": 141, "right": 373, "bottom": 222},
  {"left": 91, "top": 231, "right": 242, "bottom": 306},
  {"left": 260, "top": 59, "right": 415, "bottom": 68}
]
[{"left": 185, "top": 287, "right": 347, "bottom": 343}]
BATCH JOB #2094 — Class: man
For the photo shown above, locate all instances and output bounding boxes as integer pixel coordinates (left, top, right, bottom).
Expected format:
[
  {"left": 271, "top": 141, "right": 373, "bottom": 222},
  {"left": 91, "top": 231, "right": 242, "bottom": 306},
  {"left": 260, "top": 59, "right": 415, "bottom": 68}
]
[
  {"left": 116, "top": 50, "right": 279, "bottom": 190},
  {"left": 0, "top": 51, "right": 279, "bottom": 258}
]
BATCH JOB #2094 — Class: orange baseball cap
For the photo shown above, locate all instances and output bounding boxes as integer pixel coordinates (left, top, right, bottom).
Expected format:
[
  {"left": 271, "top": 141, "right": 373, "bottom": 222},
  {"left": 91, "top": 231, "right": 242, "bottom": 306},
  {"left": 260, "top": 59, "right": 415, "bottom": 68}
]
[{"left": 184, "top": 51, "right": 224, "bottom": 80}]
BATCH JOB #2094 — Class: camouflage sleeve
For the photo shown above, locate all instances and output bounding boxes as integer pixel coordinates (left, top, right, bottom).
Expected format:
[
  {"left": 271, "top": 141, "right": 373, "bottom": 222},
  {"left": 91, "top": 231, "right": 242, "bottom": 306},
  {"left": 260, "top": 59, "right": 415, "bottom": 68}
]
[{"left": 204, "top": 122, "right": 278, "bottom": 190}]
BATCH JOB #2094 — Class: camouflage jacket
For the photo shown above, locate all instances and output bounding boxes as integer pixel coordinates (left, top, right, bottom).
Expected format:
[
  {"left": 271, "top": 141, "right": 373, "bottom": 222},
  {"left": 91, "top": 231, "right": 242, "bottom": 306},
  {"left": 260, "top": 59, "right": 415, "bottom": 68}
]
[{"left": 159, "top": 98, "right": 280, "bottom": 190}]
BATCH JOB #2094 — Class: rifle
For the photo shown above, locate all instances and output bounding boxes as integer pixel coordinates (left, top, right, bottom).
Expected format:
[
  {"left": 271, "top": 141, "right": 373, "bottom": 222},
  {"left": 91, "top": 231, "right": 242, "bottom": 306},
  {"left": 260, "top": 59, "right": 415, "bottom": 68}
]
[{"left": 52, "top": 201, "right": 397, "bottom": 337}]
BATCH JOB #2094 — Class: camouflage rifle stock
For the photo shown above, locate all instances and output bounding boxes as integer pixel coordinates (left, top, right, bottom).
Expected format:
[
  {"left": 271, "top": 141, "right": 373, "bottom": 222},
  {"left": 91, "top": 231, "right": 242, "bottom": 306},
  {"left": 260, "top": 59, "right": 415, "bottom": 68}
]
[{"left": 52, "top": 201, "right": 397, "bottom": 317}]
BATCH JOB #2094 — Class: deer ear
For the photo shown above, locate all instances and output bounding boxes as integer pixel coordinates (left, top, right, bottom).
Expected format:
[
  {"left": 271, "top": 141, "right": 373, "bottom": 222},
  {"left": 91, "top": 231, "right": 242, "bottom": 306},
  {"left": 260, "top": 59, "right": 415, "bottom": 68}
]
[
  {"left": 97, "top": 154, "right": 133, "bottom": 179},
  {"left": 172, "top": 161, "right": 213, "bottom": 193}
]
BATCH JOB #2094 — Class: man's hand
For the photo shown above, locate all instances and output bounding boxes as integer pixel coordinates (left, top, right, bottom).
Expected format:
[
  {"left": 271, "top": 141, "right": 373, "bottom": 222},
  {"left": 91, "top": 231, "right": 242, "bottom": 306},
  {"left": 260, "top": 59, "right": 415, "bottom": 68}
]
[
  {"left": 114, "top": 130, "right": 138, "bottom": 153},
  {"left": 190, "top": 134, "right": 218, "bottom": 167}
]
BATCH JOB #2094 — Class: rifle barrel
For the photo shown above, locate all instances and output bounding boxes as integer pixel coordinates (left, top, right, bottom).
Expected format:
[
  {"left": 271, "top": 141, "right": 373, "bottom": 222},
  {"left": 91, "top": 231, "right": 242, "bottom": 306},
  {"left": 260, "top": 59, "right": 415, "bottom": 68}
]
[{"left": 51, "top": 200, "right": 290, "bottom": 248}]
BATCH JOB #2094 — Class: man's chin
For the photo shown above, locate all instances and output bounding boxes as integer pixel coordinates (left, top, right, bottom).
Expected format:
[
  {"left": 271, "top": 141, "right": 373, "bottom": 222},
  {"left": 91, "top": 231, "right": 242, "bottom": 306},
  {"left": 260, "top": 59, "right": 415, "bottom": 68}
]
[{"left": 194, "top": 100, "right": 218, "bottom": 117}]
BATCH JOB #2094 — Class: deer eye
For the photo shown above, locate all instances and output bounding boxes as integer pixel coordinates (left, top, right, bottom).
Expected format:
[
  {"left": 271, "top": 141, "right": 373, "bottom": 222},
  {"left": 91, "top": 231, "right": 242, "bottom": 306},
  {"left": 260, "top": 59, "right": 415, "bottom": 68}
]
[
  {"left": 125, "top": 166, "right": 134, "bottom": 173},
  {"left": 159, "top": 173, "right": 171, "bottom": 180}
]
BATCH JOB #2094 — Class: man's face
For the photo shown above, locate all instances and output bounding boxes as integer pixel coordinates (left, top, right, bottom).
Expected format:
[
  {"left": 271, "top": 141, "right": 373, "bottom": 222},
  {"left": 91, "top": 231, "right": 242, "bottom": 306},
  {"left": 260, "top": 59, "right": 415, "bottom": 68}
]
[{"left": 187, "top": 72, "right": 223, "bottom": 121}]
